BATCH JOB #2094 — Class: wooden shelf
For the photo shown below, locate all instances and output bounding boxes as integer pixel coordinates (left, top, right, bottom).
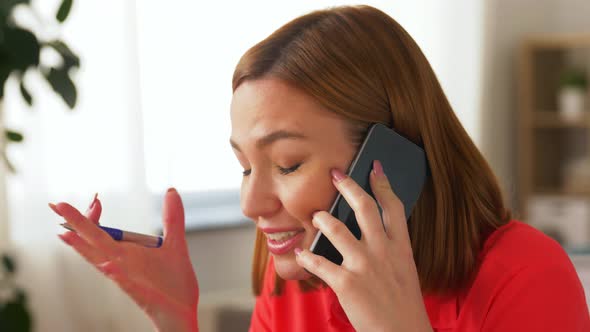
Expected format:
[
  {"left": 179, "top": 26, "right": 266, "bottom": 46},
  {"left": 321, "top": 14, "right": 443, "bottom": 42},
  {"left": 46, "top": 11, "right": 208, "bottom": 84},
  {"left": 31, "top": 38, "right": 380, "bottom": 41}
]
[
  {"left": 518, "top": 33, "right": 590, "bottom": 221},
  {"left": 525, "top": 34, "right": 590, "bottom": 49},
  {"left": 533, "top": 111, "right": 590, "bottom": 128},
  {"left": 533, "top": 187, "right": 590, "bottom": 197}
]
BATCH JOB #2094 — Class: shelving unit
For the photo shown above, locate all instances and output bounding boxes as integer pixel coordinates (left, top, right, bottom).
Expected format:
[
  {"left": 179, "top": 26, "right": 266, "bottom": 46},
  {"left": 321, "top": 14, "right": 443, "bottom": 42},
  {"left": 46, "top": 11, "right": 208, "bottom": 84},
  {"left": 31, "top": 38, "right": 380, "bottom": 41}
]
[{"left": 518, "top": 34, "right": 590, "bottom": 250}]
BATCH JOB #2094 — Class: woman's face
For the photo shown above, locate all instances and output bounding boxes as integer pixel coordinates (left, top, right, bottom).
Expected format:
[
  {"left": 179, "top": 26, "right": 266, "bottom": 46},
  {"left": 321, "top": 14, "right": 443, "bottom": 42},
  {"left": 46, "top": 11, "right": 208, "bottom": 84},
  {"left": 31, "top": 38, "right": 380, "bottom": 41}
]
[{"left": 230, "top": 78, "right": 357, "bottom": 280}]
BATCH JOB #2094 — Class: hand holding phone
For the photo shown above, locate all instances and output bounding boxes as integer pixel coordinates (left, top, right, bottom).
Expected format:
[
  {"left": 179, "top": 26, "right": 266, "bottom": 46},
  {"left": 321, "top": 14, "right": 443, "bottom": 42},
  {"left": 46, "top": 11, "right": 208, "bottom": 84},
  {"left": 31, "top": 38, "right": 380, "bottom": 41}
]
[{"left": 309, "top": 123, "right": 429, "bottom": 265}]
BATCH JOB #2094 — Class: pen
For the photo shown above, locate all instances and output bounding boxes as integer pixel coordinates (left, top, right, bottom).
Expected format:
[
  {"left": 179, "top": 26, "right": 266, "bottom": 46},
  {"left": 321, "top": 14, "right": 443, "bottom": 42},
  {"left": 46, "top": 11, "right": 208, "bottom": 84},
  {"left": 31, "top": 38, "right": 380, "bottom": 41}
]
[{"left": 60, "top": 223, "right": 163, "bottom": 248}]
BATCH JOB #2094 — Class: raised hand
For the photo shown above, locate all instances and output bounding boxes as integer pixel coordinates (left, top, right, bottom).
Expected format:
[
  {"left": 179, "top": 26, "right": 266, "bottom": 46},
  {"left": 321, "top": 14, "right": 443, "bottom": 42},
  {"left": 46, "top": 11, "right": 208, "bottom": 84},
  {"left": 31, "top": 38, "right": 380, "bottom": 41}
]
[{"left": 50, "top": 188, "right": 199, "bottom": 332}]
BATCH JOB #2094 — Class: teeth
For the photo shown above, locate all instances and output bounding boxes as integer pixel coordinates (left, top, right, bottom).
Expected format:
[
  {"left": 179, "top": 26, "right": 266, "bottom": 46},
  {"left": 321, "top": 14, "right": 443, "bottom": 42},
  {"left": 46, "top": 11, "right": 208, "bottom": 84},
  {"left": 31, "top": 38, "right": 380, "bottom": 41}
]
[{"left": 266, "top": 231, "right": 299, "bottom": 242}]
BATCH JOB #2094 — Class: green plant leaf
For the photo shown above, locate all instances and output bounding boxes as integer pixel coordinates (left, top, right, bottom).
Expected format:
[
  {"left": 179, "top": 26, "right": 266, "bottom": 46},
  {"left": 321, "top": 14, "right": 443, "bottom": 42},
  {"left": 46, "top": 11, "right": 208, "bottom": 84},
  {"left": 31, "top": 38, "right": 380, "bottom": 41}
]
[
  {"left": 6, "top": 129, "right": 23, "bottom": 143},
  {"left": 0, "top": 71, "right": 9, "bottom": 99},
  {"left": 19, "top": 79, "right": 32, "bottom": 106},
  {"left": 0, "top": 300, "right": 33, "bottom": 332},
  {"left": 0, "top": 27, "right": 40, "bottom": 71},
  {"left": 44, "top": 67, "right": 77, "bottom": 108},
  {"left": 15, "top": 289, "right": 27, "bottom": 304},
  {"left": 560, "top": 69, "right": 588, "bottom": 89},
  {"left": 1, "top": 254, "right": 15, "bottom": 274},
  {"left": 0, "top": 0, "right": 30, "bottom": 24},
  {"left": 0, "top": 0, "right": 30, "bottom": 12},
  {"left": 45, "top": 40, "right": 79, "bottom": 70},
  {"left": 56, "top": 0, "right": 73, "bottom": 23}
]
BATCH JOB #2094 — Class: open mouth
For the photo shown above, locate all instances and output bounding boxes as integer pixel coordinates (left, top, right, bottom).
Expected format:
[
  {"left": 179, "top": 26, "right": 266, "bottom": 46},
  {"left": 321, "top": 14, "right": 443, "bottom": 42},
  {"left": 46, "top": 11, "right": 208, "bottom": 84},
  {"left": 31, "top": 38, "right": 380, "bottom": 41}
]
[{"left": 265, "top": 229, "right": 305, "bottom": 255}]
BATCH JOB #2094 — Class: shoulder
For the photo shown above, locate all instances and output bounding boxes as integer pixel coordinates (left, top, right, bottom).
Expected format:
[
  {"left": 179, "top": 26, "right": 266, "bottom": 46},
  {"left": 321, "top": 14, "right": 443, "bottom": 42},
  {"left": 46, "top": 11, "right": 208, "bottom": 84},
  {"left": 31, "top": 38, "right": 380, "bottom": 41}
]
[
  {"left": 479, "top": 220, "right": 582, "bottom": 293},
  {"left": 457, "top": 221, "right": 590, "bottom": 330},
  {"left": 471, "top": 221, "right": 590, "bottom": 330},
  {"left": 466, "top": 220, "right": 579, "bottom": 302},
  {"left": 480, "top": 220, "right": 572, "bottom": 272}
]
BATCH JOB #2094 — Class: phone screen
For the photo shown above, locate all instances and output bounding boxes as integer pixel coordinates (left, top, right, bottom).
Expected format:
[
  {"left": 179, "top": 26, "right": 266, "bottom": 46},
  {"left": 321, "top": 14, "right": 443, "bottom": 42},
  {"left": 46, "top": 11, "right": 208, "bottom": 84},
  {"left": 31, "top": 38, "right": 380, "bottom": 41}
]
[{"left": 309, "top": 123, "right": 429, "bottom": 265}]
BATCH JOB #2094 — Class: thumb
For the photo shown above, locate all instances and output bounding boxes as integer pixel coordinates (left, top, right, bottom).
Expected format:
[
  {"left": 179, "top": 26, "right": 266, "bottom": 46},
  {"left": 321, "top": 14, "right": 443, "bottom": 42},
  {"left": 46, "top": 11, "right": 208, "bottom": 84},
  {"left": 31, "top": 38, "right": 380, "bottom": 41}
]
[
  {"left": 85, "top": 193, "right": 102, "bottom": 225},
  {"left": 162, "top": 188, "right": 187, "bottom": 249}
]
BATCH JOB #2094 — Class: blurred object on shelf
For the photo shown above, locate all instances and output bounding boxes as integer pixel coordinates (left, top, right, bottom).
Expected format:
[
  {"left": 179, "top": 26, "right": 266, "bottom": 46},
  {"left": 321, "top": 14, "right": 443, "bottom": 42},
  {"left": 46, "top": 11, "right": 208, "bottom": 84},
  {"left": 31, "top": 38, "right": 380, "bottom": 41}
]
[
  {"left": 563, "top": 157, "right": 590, "bottom": 193},
  {"left": 558, "top": 68, "right": 588, "bottom": 122},
  {"left": 528, "top": 195, "right": 590, "bottom": 249}
]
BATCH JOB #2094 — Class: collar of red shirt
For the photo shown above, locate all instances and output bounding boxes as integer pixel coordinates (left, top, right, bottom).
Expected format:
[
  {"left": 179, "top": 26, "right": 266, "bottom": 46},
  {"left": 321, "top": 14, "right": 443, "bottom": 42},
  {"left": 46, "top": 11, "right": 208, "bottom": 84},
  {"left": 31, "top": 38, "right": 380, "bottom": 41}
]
[{"left": 424, "top": 293, "right": 459, "bottom": 329}]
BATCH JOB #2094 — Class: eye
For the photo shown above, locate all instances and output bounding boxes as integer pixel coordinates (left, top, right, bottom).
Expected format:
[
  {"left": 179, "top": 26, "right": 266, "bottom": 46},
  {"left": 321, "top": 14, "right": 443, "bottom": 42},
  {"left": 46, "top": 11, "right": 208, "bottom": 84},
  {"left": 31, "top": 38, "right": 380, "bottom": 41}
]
[{"left": 278, "top": 163, "right": 301, "bottom": 175}]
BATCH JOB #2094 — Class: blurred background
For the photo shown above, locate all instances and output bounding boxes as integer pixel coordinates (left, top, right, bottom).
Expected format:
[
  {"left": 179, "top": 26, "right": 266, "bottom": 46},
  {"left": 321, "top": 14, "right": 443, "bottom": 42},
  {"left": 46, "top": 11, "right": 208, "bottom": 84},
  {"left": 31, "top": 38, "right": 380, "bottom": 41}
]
[{"left": 0, "top": 0, "right": 589, "bottom": 331}]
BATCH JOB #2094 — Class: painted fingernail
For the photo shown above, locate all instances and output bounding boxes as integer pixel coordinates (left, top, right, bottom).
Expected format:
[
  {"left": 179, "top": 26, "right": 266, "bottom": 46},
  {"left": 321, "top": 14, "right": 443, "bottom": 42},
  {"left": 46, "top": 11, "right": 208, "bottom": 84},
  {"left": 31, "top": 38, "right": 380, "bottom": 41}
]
[
  {"left": 89, "top": 193, "right": 98, "bottom": 210},
  {"left": 330, "top": 169, "right": 346, "bottom": 182},
  {"left": 97, "top": 262, "right": 116, "bottom": 275},
  {"left": 294, "top": 248, "right": 302, "bottom": 256},
  {"left": 167, "top": 187, "right": 177, "bottom": 194},
  {"left": 58, "top": 233, "right": 71, "bottom": 245},
  {"left": 373, "top": 160, "right": 385, "bottom": 177},
  {"left": 48, "top": 203, "right": 63, "bottom": 216}
]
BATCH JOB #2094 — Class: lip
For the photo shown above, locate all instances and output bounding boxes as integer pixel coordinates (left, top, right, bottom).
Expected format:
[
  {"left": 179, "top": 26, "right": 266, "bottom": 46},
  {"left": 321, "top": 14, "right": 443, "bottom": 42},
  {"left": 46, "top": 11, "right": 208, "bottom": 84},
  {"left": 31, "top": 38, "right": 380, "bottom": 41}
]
[{"left": 264, "top": 230, "right": 305, "bottom": 255}]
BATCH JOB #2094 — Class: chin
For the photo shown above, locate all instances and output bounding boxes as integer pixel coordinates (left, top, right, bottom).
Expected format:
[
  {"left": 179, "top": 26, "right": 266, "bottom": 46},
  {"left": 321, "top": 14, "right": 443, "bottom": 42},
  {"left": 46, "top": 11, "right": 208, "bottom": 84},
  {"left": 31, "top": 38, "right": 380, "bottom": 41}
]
[{"left": 273, "top": 253, "right": 313, "bottom": 280}]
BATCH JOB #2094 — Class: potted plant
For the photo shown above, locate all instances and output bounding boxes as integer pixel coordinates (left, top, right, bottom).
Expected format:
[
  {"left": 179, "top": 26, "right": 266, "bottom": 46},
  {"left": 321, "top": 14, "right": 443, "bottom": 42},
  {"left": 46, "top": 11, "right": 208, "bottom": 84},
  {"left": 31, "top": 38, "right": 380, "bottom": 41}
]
[
  {"left": 0, "top": 0, "right": 79, "bottom": 330},
  {"left": 558, "top": 67, "right": 588, "bottom": 122}
]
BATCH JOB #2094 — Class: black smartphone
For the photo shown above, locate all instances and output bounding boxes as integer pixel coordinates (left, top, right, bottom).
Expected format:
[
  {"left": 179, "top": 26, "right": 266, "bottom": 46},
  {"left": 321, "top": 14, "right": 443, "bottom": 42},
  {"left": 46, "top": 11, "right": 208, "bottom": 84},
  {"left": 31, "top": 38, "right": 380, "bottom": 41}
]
[{"left": 309, "top": 123, "right": 429, "bottom": 265}]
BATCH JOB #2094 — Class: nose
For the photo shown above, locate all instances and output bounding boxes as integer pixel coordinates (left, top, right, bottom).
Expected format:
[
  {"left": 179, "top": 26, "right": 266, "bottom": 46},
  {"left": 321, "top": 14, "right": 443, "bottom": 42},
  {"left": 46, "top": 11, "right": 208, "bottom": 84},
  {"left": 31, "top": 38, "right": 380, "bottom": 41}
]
[{"left": 240, "top": 173, "right": 281, "bottom": 221}]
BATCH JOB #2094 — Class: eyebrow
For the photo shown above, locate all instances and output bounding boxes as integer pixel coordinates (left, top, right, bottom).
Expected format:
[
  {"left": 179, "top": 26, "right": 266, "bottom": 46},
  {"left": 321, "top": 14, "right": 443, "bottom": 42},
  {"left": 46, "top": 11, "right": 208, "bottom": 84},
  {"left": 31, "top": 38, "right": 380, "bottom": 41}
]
[{"left": 230, "top": 130, "right": 307, "bottom": 152}]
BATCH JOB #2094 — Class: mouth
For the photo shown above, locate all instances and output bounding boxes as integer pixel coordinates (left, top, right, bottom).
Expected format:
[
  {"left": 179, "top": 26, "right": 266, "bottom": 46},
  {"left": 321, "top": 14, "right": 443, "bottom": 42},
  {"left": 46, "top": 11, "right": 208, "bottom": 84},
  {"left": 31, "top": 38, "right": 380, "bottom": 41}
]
[{"left": 263, "top": 229, "right": 305, "bottom": 255}]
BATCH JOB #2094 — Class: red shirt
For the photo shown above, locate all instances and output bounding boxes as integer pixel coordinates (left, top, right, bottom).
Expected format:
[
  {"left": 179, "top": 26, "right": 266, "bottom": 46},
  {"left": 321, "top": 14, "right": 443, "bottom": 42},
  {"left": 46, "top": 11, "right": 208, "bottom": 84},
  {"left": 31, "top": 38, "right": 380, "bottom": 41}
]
[{"left": 249, "top": 221, "right": 590, "bottom": 331}]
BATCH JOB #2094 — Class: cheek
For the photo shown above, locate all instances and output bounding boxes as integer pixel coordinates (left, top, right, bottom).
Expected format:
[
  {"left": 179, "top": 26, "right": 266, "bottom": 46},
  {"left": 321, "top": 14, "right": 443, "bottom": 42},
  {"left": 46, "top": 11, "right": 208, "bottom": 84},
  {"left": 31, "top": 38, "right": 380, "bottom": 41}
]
[{"left": 279, "top": 169, "right": 338, "bottom": 223}]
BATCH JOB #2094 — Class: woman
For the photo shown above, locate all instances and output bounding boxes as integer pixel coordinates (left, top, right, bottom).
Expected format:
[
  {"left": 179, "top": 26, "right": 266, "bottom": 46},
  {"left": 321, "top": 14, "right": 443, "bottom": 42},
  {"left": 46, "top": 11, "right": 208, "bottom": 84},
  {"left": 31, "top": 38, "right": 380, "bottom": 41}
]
[{"left": 50, "top": 5, "right": 590, "bottom": 331}]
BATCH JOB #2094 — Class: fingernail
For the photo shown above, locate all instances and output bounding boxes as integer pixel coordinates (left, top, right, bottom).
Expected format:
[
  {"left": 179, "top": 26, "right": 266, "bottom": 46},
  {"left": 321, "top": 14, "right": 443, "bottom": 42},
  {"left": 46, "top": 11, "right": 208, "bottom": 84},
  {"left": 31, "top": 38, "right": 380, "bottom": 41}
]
[
  {"left": 89, "top": 193, "right": 98, "bottom": 210},
  {"left": 58, "top": 233, "right": 71, "bottom": 245},
  {"left": 373, "top": 160, "right": 385, "bottom": 177},
  {"left": 311, "top": 211, "right": 321, "bottom": 228},
  {"left": 312, "top": 211, "right": 321, "bottom": 219},
  {"left": 97, "top": 262, "right": 112, "bottom": 275},
  {"left": 48, "top": 203, "right": 63, "bottom": 216},
  {"left": 98, "top": 261, "right": 120, "bottom": 276},
  {"left": 294, "top": 248, "right": 302, "bottom": 256},
  {"left": 330, "top": 169, "right": 346, "bottom": 182},
  {"left": 167, "top": 187, "right": 177, "bottom": 194}
]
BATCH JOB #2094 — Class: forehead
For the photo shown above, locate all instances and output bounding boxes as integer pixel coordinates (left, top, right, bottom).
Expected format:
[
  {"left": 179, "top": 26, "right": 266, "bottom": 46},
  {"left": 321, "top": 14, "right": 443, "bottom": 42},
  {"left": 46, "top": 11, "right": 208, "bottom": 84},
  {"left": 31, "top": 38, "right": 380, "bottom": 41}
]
[{"left": 230, "top": 78, "right": 346, "bottom": 142}]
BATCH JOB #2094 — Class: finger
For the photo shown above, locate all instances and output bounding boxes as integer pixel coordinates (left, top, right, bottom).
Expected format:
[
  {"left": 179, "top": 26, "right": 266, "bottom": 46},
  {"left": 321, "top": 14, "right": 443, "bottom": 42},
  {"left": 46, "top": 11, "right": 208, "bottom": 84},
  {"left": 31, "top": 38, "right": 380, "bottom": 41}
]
[
  {"left": 331, "top": 168, "right": 385, "bottom": 242},
  {"left": 50, "top": 202, "right": 119, "bottom": 257},
  {"left": 59, "top": 231, "right": 108, "bottom": 265},
  {"left": 369, "top": 160, "right": 409, "bottom": 244},
  {"left": 295, "top": 248, "right": 345, "bottom": 290},
  {"left": 85, "top": 193, "right": 102, "bottom": 225},
  {"left": 312, "top": 211, "right": 361, "bottom": 261},
  {"left": 162, "top": 188, "right": 187, "bottom": 250}
]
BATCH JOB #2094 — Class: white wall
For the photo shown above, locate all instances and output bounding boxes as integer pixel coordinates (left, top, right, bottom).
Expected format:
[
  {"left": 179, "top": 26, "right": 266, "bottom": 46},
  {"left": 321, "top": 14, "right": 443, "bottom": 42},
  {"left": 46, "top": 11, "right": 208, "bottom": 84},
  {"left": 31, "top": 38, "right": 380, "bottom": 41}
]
[
  {"left": 187, "top": 224, "right": 255, "bottom": 294},
  {"left": 187, "top": 224, "right": 255, "bottom": 332}
]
